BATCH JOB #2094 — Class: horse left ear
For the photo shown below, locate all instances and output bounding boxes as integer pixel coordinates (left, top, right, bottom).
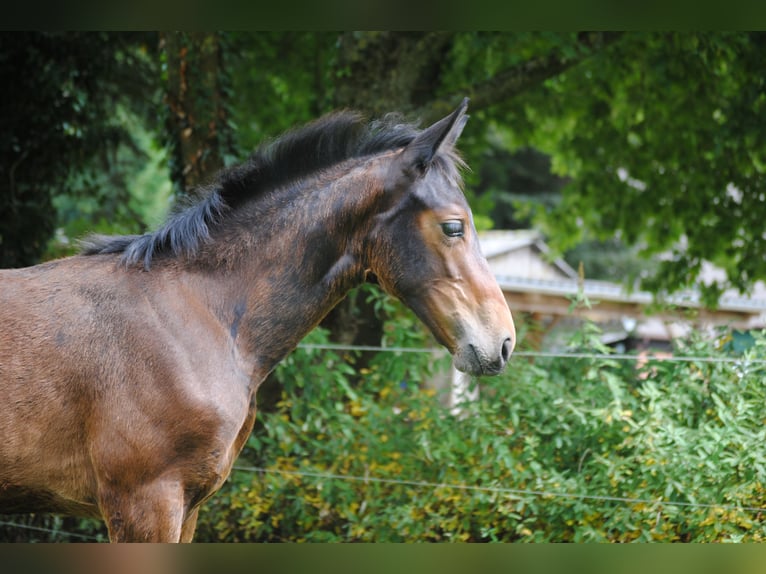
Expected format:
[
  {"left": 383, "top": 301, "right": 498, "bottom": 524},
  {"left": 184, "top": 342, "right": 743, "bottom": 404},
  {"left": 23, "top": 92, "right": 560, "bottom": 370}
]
[{"left": 401, "top": 97, "right": 469, "bottom": 173}]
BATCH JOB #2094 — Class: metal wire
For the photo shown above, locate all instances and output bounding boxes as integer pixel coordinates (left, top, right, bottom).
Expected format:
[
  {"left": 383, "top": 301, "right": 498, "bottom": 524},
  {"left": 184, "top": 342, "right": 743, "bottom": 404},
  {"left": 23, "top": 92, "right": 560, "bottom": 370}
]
[
  {"left": 232, "top": 464, "right": 766, "bottom": 514},
  {"left": 0, "top": 519, "right": 102, "bottom": 541},
  {"left": 297, "top": 343, "right": 766, "bottom": 364},
  {"left": 6, "top": 460, "right": 762, "bottom": 542}
]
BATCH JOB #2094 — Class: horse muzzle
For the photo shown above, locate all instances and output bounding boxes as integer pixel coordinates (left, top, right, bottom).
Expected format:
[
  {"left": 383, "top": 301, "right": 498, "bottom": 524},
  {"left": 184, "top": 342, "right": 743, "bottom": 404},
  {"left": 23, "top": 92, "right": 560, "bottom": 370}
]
[
  {"left": 453, "top": 333, "right": 514, "bottom": 376},
  {"left": 400, "top": 277, "right": 516, "bottom": 377}
]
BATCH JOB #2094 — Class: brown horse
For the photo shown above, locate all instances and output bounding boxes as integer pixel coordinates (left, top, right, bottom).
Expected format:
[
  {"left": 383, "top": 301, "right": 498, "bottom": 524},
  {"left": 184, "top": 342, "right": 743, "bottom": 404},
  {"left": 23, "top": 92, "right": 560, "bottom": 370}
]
[{"left": 0, "top": 99, "right": 515, "bottom": 542}]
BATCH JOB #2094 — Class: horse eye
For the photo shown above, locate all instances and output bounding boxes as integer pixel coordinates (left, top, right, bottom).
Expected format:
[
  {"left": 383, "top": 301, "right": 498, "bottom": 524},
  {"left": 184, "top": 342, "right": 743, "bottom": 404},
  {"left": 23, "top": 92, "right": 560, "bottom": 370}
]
[{"left": 441, "top": 220, "right": 464, "bottom": 238}]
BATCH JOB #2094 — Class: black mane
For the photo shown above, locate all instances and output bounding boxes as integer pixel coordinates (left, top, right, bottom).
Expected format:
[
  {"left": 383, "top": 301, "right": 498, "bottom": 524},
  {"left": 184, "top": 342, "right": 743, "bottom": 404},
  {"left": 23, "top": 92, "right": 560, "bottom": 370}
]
[{"left": 80, "top": 111, "right": 424, "bottom": 269}]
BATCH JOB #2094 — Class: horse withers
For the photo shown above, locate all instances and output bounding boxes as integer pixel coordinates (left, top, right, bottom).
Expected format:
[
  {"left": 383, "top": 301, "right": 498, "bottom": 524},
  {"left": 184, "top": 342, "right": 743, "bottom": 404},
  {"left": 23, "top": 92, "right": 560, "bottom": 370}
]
[{"left": 0, "top": 99, "right": 515, "bottom": 542}]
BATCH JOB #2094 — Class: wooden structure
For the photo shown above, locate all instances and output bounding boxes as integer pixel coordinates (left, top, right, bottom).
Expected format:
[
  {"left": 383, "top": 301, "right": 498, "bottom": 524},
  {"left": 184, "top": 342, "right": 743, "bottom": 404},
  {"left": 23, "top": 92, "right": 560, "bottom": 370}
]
[
  {"left": 439, "top": 230, "right": 766, "bottom": 411},
  {"left": 481, "top": 230, "right": 766, "bottom": 338}
]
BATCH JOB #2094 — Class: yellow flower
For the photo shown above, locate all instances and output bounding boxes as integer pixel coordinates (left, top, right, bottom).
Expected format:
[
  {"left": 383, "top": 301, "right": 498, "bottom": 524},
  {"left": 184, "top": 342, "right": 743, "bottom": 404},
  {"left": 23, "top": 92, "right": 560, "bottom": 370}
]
[{"left": 350, "top": 401, "right": 366, "bottom": 417}]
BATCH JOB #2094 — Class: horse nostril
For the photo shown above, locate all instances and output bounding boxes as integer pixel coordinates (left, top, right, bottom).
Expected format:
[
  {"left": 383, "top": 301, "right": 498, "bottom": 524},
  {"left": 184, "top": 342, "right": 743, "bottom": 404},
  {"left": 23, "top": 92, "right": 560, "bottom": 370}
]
[{"left": 501, "top": 337, "right": 513, "bottom": 363}]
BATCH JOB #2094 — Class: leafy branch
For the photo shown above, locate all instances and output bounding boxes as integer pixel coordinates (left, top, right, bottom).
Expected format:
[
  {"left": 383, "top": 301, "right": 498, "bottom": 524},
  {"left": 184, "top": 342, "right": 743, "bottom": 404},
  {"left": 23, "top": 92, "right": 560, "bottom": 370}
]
[{"left": 419, "top": 32, "right": 625, "bottom": 123}]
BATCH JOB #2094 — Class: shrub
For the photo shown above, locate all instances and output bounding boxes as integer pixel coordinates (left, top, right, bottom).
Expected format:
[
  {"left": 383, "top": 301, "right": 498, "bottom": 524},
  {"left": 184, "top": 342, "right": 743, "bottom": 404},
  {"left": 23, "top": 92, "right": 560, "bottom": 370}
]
[{"left": 195, "top": 323, "right": 766, "bottom": 542}]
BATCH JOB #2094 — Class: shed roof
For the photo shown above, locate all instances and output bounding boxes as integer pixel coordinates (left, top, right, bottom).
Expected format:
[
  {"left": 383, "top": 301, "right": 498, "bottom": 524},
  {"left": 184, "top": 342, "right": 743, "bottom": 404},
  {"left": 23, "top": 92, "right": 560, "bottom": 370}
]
[{"left": 478, "top": 230, "right": 766, "bottom": 328}]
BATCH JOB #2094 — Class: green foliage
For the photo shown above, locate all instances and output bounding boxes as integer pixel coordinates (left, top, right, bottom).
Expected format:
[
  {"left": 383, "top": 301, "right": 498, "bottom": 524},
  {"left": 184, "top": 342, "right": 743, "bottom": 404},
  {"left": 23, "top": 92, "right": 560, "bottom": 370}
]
[
  {"left": 5, "top": 32, "right": 766, "bottom": 543},
  {"left": 497, "top": 32, "right": 766, "bottom": 298},
  {"left": 44, "top": 111, "right": 173, "bottom": 260},
  {"left": 226, "top": 32, "right": 339, "bottom": 151},
  {"left": 195, "top": 324, "right": 766, "bottom": 543},
  {"left": 563, "top": 237, "right": 660, "bottom": 284},
  {"left": 7, "top": 31, "right": 765, "bottom": 298},
  {"left": 0, "top": 32, "right": 161, "bottom": 268}
]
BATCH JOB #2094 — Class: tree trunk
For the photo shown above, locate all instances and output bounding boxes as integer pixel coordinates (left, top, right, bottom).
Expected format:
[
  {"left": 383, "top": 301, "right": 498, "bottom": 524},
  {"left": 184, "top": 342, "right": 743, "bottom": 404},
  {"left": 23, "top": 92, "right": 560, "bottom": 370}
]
[
  {"left": 332, "top": 31, "right": 454, "bottom": 117},
  {"left": 162, "top": 32, "right": 231, "bottom": 194}
]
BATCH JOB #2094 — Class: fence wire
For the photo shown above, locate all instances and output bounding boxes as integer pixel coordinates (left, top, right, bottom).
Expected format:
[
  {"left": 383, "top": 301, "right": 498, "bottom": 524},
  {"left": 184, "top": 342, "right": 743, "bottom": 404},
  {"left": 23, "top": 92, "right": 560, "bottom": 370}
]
[
  {"left": 5, "top": 460, "right": 763, "bottom": 542},
  {"left": 0, "top": 519, "right": 102, "bottom": 541},
  {"left": 231, "top": 465, "right": 766, "bottom": 515},
  {"left": 296, "top": 343, "right": 766, "bottom": 364}
]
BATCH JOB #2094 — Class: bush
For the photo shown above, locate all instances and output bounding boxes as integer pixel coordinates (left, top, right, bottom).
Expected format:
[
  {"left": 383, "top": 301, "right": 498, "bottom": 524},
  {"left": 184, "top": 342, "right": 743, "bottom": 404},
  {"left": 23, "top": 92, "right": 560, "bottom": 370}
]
[{"left": 194, "top": 321, "right": 766, "bottom": 542}]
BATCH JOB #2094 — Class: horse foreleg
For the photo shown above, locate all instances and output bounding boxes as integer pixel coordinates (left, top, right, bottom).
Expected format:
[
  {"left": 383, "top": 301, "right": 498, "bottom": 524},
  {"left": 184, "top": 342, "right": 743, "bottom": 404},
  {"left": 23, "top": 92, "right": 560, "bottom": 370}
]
[
  {"left": 179, "top": 506, "right": 200, "bottom": 543},
  {"left": 99, "top": 480, "right": 186, "bottom": 543}
]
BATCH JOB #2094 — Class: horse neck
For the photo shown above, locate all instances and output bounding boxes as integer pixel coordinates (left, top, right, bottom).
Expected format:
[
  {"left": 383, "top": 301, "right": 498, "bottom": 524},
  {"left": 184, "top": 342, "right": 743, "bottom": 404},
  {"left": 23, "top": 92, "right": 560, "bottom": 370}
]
[{"left": 195, "top": 158, "right": 388, "bottom": 378}]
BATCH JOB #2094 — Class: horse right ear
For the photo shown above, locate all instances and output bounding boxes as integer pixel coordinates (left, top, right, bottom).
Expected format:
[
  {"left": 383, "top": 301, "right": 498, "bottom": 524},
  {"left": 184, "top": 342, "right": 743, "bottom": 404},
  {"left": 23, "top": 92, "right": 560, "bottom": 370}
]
[{"left": 398, "top": 98, "right": 469, "bottom": 175}]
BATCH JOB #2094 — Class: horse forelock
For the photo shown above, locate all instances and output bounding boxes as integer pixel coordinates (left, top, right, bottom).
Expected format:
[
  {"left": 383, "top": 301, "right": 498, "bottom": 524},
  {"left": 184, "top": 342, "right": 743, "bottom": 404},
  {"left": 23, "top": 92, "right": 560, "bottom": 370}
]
[{"left": 80, "top": 109, "right": 464, "bottom": 269}]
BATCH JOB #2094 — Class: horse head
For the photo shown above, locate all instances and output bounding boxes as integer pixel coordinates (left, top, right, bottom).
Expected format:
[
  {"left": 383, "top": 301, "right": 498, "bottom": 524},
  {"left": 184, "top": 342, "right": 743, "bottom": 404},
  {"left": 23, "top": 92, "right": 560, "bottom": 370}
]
[{"left": 367, "top": 99, "right": 516, "bottom": 376}]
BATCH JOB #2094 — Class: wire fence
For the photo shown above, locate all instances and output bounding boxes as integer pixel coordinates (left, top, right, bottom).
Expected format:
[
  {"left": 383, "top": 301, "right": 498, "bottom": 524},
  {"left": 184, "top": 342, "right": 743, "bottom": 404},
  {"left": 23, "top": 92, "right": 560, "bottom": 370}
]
[
  {"left": 4, "top": 340, "right": 764, "bottom": 541},
  {"left": 231, "top": 465, "right": 766, "bottom": 514},
  {"left": 0, "top": 519, "right": 103, "bottom": 542},
  {"left": 297, "top": 342, "right": 766, "bottom": 364},
  {"left": 5, "top": 458, "right": 763, "bottom": 542}
]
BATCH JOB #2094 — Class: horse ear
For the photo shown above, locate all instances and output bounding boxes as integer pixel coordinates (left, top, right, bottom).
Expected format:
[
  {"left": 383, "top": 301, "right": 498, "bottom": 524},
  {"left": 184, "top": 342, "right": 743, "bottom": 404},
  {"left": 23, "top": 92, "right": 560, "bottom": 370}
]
[{"left": 401, "top": 97, "right": 469, "bottom": 173}]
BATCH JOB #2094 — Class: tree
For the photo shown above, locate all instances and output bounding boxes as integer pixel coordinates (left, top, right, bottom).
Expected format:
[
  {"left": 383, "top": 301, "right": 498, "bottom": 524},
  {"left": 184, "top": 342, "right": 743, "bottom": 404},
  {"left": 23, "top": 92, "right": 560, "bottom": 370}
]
[
  {"left": 312, "top": 32, "right": 766, "bottom": 302},
  {"left": 0, "top": 32, "right": 160, "bottom": 268},
  {"left": 162, "top": 31, "right": 235, "bottom": 195},
  {"left": 4, "top": 31, "right": 764, "bottom": 298},
  {"left": 486, "top": 32, "right": 766, "bottom": 303}
]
